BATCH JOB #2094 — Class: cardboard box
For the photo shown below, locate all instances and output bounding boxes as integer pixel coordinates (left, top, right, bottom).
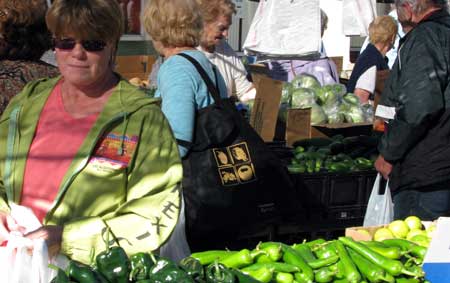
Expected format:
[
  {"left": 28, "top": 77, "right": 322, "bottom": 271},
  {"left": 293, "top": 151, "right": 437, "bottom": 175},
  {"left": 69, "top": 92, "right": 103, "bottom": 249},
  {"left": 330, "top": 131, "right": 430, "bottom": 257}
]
[
  {"left": 345, "top": 221, "right": 434, "bottom": 241},
  {"left": 250, "top": 74, "right": 283, "bottom": 142},
  {"left": 423, "top": 217, "right": 450, "bottom": 283},
  {"left": 285, "top": 108, "right": 373, "bottom": 146}
]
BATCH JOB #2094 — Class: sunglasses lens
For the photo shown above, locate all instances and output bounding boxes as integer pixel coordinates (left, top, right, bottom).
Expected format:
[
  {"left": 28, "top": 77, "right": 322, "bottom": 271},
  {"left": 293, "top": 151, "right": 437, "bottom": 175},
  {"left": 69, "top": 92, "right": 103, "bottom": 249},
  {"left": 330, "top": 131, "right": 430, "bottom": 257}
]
[
  {"left": 82, "top": 40, "right": 107, "bottom": 52},
  {"left": 54, "top": 38, "right": 76, "bottom": 50},
  {"left": 53, "top": 38, "right": 107, "bottom": 52}
]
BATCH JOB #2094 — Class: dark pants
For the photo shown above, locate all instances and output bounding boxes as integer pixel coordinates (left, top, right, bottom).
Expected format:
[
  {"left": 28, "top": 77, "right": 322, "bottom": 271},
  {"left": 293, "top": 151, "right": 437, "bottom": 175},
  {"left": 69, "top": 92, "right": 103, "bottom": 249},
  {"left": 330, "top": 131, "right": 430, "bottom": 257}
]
[{"left": 393, "top": 181, "right": 450, "bottom": 221}]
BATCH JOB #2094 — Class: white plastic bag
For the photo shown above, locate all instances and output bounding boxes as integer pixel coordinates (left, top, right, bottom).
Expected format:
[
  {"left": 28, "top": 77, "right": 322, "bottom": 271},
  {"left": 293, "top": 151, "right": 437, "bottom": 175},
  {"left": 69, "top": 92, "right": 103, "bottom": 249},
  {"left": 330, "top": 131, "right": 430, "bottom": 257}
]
[
  {"left": 0, "top": 204, "right": 69, "bottom": 283},
  {"left": 243, "top": 0, "right": 321, "bottom": 57},
  {"left": 363, "top": 174, "right": 394, "bottom": 226}
]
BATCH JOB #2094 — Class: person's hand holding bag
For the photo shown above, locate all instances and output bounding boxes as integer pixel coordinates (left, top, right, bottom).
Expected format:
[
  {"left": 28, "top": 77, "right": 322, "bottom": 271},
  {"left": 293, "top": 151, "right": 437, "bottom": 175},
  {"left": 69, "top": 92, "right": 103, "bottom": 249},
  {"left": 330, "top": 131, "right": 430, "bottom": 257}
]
[
  {"left": 0, "top": 211, "right": 26, "bottom": 244},
  {"left": 25, "top": 225, "right": 63, "bottom": 258}
]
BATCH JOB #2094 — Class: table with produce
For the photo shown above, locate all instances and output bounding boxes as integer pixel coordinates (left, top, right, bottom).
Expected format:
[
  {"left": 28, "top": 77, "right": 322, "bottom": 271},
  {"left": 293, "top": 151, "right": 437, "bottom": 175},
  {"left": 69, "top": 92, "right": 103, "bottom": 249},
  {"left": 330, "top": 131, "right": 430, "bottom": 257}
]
[{"left": 51, "top": 217, "right": 434, "bottom": 283}]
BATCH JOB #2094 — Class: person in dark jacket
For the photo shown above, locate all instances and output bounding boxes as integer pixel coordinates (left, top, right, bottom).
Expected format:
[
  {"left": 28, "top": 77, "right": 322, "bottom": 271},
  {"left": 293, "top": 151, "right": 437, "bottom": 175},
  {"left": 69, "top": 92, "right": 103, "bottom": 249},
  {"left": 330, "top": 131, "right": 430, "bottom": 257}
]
[
  {"left": 375, "top": 0, "right": 450, "bottom": 220},
  {"left": 347, "top": 15, "right": 397, "bottom": 104}
]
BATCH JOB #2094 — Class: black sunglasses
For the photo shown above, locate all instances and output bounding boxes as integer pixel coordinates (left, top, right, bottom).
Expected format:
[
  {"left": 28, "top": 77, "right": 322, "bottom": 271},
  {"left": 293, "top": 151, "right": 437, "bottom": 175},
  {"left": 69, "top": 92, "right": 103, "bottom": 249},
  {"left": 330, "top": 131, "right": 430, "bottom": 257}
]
[{"left": 53, "top": 38, "right": 107, "bottom": 52}]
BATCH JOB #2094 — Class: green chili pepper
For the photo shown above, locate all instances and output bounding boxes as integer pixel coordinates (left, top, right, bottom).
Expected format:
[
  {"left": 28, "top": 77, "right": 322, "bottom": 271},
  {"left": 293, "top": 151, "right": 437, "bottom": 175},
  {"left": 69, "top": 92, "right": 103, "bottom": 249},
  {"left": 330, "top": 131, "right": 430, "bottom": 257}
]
[
  {"left": 179, "top": 256, "right": 205, "bottom": 281},
  {"left": 219, "top": 249, "right": 253, "bottom": 269},
  {"left": 241, "top": 266, "right": 273, "bottom": 283},
  {"left": 332, "top": 279, "right": 350, "bottom": 283},
  {"left": 275, "top": 272, "right": 295, "bottom": 283},
  {"left": 254, "top": 252, "right": 273, "bottom": 263},
  {"left": 395, "top": 277, "right": 420, "bottom": 283},
  {"left": 304, "top": 238, "right": 327, "bottom": 250},
  {"left": 95, "top": 228, "right": 130, "bottom": 283},
  {"left": 205, "top": 261, "right": 235, "bottom": 283},
  {"left": 360, "top": 241, "right": 403, "bottom": 260},
  {"left": 338, "top": 237, "right": 422, "bottom": 278},
  {"left": 334, "top": 241, "right": 361, "bottom": 283},
  {"left": 257, "top": 242, "right": 283, "bottom": 262},
  {"left": 314, "top": 266, "right": 336, "bottom": 283},
  {"left": 230, "top": 269, "right": 261, "bottom": 283},
  {"left": 382, "top": 239, "right": 427, "bottom": 260},
  {"left": 347, "top": 248, "right": 394, "bottom": 283},
  {"left": 241, "top": 262, "right": 300, "bottom": 273},
  {"left": 328, "top": 261, "right": 345, "bottom": 280},
  {"left": 149, "top": 254, "right": 196, "bottom": 283},
  {"left": 314, "top": 242, "right": 338, "bottom": 259},
  {"left": 281, "top": 244, "right": 314, "bottom": 283},
  {"left": 292, "top": 244, "right": 317, "bottom": 263},
  {"left": 67, "top": 260, "right": 98, "bottom": 283},
  {"left": 191, "top": 250, "right": 237, "bottom": 265},
  {"left": 309, "top": 255, "right": 340, "bottom": 270}
]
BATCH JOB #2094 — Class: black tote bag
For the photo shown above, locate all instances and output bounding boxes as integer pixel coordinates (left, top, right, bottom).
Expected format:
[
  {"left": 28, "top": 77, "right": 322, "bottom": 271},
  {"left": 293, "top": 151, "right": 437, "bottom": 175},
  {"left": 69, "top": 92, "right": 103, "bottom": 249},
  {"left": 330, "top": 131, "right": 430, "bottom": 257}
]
[{"left": 177, "top": 53, "right": 296, "bottom": 250}]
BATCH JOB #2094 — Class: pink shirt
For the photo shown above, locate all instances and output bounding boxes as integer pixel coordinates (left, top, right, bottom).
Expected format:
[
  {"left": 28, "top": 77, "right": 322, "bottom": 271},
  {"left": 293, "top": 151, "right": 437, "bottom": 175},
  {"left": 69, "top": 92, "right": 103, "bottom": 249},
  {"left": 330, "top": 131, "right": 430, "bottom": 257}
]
[{"left": 21, "top": 81, "right": 98, "bottom": 223}]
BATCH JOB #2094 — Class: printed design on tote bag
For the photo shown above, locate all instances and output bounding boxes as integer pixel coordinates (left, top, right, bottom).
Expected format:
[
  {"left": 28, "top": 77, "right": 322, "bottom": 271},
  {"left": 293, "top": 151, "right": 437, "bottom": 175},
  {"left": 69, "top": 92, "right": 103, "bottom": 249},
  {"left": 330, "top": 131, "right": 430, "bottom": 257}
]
[{"left": 213, "top": 142, "right": 257, "bottom": 186}]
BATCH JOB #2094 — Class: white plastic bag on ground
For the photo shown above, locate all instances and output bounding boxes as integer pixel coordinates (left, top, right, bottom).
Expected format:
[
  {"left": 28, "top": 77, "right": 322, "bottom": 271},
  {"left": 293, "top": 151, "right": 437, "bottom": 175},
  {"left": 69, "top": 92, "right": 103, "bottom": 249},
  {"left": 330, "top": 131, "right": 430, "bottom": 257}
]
[
  {"left": 363, "top": 174, "right": 394, "bottom": 227},
  {"left": 0, "top": 204, "right": 69, "bottom": 283}
]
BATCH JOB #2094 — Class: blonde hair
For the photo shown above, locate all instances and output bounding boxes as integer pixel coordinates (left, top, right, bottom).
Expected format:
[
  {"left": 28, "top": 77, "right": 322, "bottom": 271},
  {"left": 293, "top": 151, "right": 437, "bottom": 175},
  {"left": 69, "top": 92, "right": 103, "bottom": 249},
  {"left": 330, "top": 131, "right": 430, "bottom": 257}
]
[
  {"left": 369, "top": 15, "right": 398, "bottom": 45},
  {"left": 143, "top": 0, "right": 202, "bottom": 48},
  {"left": 46, "top": 0, "right": 124, "bottom": 45},
  {"left": 197, "top": 0, "right": 236, "bottom": 24}
]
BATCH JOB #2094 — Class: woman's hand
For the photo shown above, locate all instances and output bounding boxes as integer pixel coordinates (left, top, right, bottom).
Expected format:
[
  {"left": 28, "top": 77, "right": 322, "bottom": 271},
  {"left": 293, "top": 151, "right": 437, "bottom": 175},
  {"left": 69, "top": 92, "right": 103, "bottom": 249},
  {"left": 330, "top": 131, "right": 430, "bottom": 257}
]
[
  {"left": 0, "top": 211, "right": 26, "bottom": 243},
  {"left": 25, "top": 225, "right": 63, "bottom": 258}
]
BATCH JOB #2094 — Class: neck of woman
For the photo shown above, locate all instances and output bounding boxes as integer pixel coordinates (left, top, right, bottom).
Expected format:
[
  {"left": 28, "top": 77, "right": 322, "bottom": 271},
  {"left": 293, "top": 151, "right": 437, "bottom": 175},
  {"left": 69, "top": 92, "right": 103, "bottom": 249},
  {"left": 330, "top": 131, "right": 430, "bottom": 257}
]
[
  {"left": 61, "top": 72, "right": 118, "bottom": 118},
  {"left": 163, "top": 46, "right": 196, "bottom": 58}
]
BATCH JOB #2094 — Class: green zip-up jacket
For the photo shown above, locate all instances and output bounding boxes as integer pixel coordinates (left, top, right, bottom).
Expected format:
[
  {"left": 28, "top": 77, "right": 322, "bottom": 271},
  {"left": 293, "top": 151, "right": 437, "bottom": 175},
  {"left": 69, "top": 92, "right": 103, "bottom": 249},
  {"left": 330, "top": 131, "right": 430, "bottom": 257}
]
[{"left": 0, "top": 76, "right": 182, "bottom": 264}]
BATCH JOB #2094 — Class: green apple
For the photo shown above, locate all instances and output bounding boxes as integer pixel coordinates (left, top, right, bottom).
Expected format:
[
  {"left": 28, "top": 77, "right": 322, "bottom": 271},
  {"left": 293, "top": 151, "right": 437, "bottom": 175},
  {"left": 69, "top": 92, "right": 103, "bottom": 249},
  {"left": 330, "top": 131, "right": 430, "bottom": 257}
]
[
  {"left": 388, "top": 220, "right": 410, "bottom": 238},
  {"left": 404, "top": 215, "right": 423, "bottom": 230},
  {"left": 406, "top": 228, "right": 428, "bottom": 241},
  {"left": 374, "top": 227, "right": 394, "bottom": 241},
  {"left": 356, "top": 229, "right": 372, "bottom": 240},
  {"left": 409, "top": 234, "right": 431, "bottom": 248}
]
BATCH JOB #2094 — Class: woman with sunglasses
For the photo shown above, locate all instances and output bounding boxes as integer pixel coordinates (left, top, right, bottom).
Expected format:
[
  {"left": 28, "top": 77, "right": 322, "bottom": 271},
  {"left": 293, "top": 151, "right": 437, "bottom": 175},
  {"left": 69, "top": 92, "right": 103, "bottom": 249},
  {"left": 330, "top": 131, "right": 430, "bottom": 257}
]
[
  {"left": 0, "top": 0, "right": 183, "bottom": 265},
  {"left": 0, "top": 0, "right": 59, "bottom": 116}
]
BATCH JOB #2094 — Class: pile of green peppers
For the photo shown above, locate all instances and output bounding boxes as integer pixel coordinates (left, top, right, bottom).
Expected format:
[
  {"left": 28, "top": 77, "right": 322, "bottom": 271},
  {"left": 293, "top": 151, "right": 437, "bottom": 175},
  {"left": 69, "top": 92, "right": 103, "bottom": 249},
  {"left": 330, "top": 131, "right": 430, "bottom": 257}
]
[
  {"left": 51, "top": 253, "right": 254, "bottom": 283},
  {"left": 190, "top": 237, "right": 430, "bottom": 283}
]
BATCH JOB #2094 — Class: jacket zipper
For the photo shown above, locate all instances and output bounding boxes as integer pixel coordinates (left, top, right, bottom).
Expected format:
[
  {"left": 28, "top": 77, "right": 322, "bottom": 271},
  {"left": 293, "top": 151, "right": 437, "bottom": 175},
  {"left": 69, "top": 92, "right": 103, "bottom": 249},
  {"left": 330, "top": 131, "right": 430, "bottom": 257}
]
[
  {"left": 45, "top": 112, "right": 127, "bottom": 221},
  {"left": 5, "top": 106, "right": 22, "bottom": 202}
]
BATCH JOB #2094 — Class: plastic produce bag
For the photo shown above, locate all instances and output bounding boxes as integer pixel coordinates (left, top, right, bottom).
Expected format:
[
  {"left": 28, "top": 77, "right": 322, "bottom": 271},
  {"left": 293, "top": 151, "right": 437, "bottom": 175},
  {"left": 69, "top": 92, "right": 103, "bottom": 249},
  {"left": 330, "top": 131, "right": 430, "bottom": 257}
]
[
  {"left": 291, "top": 73, "right": 321, "bottom": 90},
  {"left": 281, "top": 82, "right": 293, "bottom": 104},
  {"left": 361, "top": 103, "right": 374, "bottom": 123},
  {"left": 323, "top": 103, "right": 345, "bottom": 124},
  {"left": 0, "top": 204, "right": 69, "bottom": 283},
  {"left": 291, "top": 87, "right": 317, "bottom": 108},
  {"left": 363, "top": 174, "right": 394, "bottom": 227},
  {"left": 316, "top": 84, "right": 346, "bottom": 107},
  {"left": 310, "top": 103, "right": 328, "bottom": 125}
]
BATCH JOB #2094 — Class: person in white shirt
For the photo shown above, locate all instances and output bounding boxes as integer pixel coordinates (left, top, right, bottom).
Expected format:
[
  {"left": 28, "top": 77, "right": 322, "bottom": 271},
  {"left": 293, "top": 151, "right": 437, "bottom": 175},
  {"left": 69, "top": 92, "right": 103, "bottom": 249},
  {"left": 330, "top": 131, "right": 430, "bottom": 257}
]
[{"left": 196, "top": 0, "right": 256, "bottom": 102}]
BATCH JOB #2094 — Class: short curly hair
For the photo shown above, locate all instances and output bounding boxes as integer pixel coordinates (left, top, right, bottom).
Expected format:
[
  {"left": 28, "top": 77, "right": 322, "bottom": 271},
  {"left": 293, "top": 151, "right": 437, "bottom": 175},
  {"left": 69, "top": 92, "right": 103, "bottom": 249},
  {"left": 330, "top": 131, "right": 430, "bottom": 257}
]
[
  {"left": 143, "top": 0, "right": 202, "bottom": 48},
  {"left": 0, "top": 0, "right": 52, "bottom": 60},
  {"left": 369, "top": 15, "right": 398, "bottom": 45},
  {"left": 197, "top": 0, "right": 236, "bottom": 24}
]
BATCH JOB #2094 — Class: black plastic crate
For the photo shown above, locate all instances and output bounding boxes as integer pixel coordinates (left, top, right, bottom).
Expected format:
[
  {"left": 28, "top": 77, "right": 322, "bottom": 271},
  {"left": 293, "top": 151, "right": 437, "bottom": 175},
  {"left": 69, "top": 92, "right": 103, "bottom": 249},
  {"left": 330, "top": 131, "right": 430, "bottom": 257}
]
[{"left": 290, "top": 170, "right": 377, "bottom": 222}]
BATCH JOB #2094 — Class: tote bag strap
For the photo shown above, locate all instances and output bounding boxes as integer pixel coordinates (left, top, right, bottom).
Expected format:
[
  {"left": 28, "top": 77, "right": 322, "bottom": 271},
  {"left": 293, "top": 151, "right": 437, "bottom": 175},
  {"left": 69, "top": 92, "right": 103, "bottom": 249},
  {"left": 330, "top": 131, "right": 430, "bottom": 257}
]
[{"left": 177, "top": 53, "right": 223, "bottom": 106}]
